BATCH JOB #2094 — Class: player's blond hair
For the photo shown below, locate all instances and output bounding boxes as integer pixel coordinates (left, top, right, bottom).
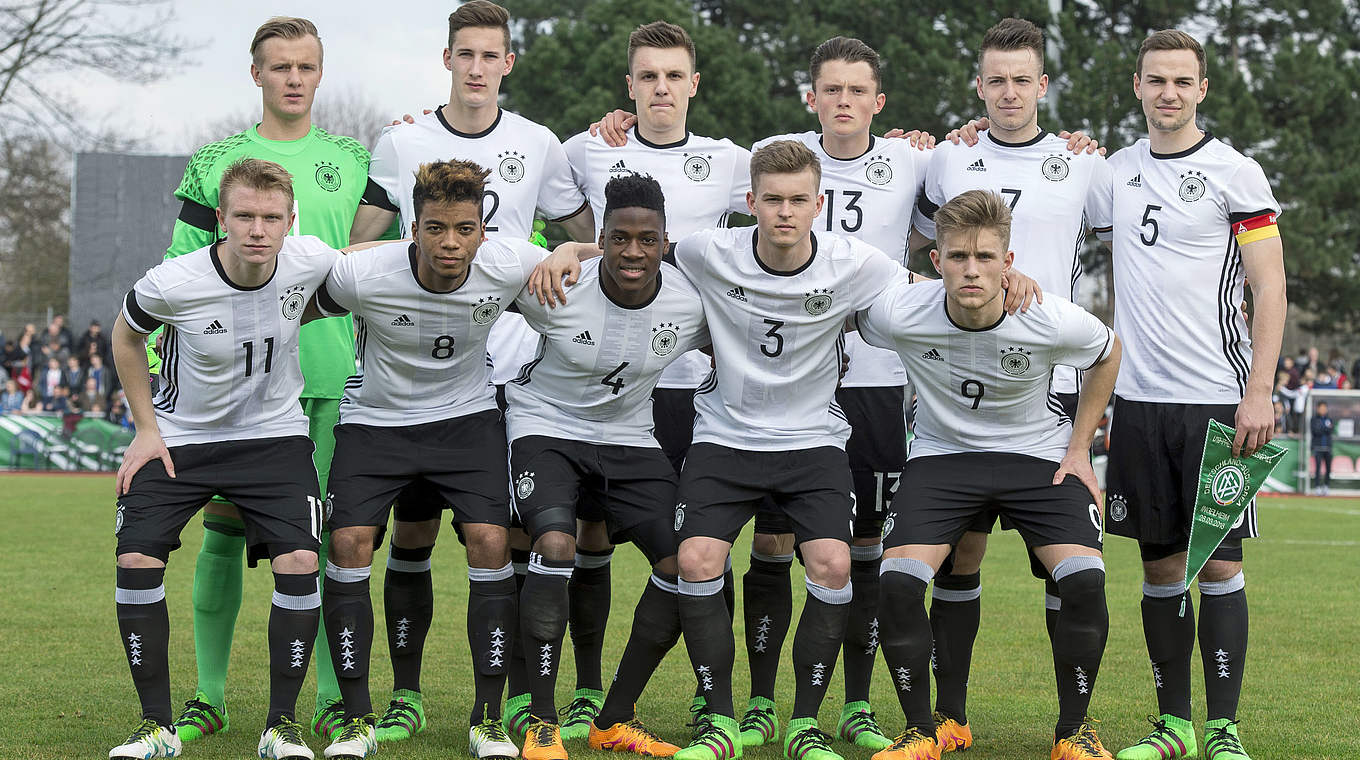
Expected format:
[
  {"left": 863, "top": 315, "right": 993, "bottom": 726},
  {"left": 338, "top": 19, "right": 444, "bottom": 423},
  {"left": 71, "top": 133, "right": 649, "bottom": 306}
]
[
  {"left": 412, "top": 160, "right": 490, "bottom": 220},
  {"left": 218, "top": 158, "right": 295, "bottom": 211},
  {"left": 1137, "top": 29, "right": 1206, "bottom": 81},
  {"left": 933, "top": 189, "right": 1012, "bottom": 249},
  {"left": 749, "top": 140, "right": 821, "bottom": 193},
  {"left": 810, "top": 36, "right": 882, "bottom": 92},
  {"left": 250, "top": 17, "right": 322, "bottom": 65},
  {"left": 448, "top": 1, "right": 512, "bottom": 54},
  {"left": 979, "top": 18, "right": 1044, "bottom": 72},
  {"left": 628, "top": 21, "right": 696, "bottom": 71}
]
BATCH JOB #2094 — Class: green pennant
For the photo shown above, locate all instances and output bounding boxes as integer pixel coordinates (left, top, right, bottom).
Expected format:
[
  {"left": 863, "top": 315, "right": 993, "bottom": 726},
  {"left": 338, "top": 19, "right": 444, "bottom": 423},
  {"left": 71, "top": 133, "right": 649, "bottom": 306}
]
[{"left": 1185, "top": 419, "right": 1288, "bottom": 586}]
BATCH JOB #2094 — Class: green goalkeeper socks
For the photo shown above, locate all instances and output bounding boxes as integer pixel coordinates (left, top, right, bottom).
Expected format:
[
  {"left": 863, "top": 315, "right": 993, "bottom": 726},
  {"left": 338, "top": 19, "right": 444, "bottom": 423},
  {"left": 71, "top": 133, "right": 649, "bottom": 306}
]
[
  {"left": 313, "top": 531, "right": 342, "bottom": 708},
  {"left": 192, "top": 515, "right": 246, "bottom": 707}
]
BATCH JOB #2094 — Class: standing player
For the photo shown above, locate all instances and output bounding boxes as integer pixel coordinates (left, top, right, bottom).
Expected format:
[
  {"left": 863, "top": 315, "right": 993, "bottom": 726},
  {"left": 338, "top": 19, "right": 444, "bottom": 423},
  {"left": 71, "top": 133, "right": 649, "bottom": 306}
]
[
  {"left": 315, "top": 160, "right": 551, "bottom": 760},
  {"left": 1106, "top": 31, "right": 1285, "bottom": 760},
  {"left": 669, "top": 141, "right": 905, "bottom": 760},
  {"left": 747, "top": 37, "right": 933, "bottom": 752},
  {"left": 858, "top": 189, "right": 1120, "bottom": 760},
  {"left": 509, "top": 174, "right": 708, "bottom": 760},
  {"left": 554, "top": 20, "right": 751, "bottom": 739},
  {"left": 913, "top": 19, "right": 1113, "bottom": 750},
  {"left": 347, "top": 0, "right": 592, "bottom": 742},
  {"left": 164, "top": 17, "right": 373, "bottom": 744},
  {"left": 110, "top": 159, "right": 340, "bottom": 760}
]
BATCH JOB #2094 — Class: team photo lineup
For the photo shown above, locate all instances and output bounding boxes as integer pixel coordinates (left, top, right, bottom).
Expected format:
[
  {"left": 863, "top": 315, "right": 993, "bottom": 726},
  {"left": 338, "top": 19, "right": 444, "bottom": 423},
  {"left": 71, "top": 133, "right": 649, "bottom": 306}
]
[{"left": 104, "top": 3, "right": 1288, "bottom": 760}]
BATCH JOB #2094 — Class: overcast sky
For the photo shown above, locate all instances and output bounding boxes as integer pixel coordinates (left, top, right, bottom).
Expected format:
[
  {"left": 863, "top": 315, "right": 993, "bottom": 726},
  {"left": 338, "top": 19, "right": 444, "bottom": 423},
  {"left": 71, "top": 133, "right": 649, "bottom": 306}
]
[{"left": 46, "top": 1, "right": 466, "bottom": 152}]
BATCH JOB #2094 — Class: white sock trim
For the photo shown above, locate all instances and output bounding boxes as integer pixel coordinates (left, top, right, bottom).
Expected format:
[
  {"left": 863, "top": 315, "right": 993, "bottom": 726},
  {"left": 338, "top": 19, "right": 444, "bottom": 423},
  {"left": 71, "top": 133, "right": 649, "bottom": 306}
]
[
  {"left": 1143, "top": 580, "right": 1187, "bottom": 598},
  {"left": 850, "top": 543, "right": 884, "bottom": 562},
  {"left": 325, "top": 561, "right": 371, "bottom": 583},
  {"left": 469, "top": 562, "right": 515, "bottom": 582},
  {"left": 387, "top": 556, "right": 432, "bottom": 574},
  {"left": 1053, "top": 555, "right": 1106, "bottom": 582},
  {"left": 750, "top": 551, "right": 795, "bottom": 564},
  {"left": 1198, "top": 571, "right": 1245, "bottom": 596},
  {"left": 115, "top": 585, "right": 166, "bottom": 605},
  {"left": 574, "top": 551, "right": 614, "bottom": 569},
  {"left": 806, "top": 578, "right": 853, "bottom": 605},
  {"left": 272, "top": 589, "right": 322, "bottom": 610},
  {"left": 679, "top": 576, "right": 725, "bottom": 597},
  {"left": 880, "top": 556, "right": 935, "bottom": 583},
  {"left": 931, "top": 584, "right": 981, "bottom": 603},
  {"left": 649, "top": 573, "right": 680, "bottom": 594}
]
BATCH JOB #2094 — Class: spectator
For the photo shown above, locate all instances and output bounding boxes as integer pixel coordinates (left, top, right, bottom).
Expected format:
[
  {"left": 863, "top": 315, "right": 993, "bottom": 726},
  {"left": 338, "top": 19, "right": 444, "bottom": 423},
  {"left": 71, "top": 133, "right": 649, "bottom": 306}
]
[
  {"left": 44, "top": 315, "right": 73, "bottom": 353},
  {"left": 43, "top": 384, "right": 70, "bottom": 413},
  {"left": 86, "top": 354, "right": 110, "bottom": 398},
  {"left": 1, "top": 380, "right": 22, "bottom": 414},
  {"left": 35, "top": 338, "right": 68, "bottom": 373},
  {"left": 37, "top": 357, "right": 63, "bottom": 402},
  {"left": 1314, "top": 365, "right": 1338, "bottom": 390},
  {"left": 76, "top": 376, "right": 103, "bottom": 412},
  {"left": 1273, "top": 370, "right": 1300, "bottom": 433},
  {"left": 1311, "top": 400, "right": 1334, "bottom": 496},
  {"left": 20, "top": 389, "right": 43, "bottom": 415},
  {"left": 1280, "top": 356, "right": 1301, "bottom": 389},
  {"left": 1341, "top": 377, "right": 1354, "bottom": 391},
  {"left": 75, "top": 319, "right": 109, "bottom": 363},
  {"left": 106, "top": 391, "right": 132, "bottom": 430},
  {"left": 2, "top": 340, "right": 24, "bottom": 378},
  {"left": 62, "top": 355, "right": 83, "bottom": 390},
  {"left": 1273, "top": 400, "right": 1288, "bottom": 435}
]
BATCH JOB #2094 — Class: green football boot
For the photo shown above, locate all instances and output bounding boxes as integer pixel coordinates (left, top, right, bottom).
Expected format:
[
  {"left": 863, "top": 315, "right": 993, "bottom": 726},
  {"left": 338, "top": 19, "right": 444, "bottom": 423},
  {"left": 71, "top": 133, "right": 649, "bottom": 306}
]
[
  {"left": 784, "top": 718, "right": 843, "bottom": 760},
  {"left": 1116, "top": 715, "right": 1198, "bottom": 760}
]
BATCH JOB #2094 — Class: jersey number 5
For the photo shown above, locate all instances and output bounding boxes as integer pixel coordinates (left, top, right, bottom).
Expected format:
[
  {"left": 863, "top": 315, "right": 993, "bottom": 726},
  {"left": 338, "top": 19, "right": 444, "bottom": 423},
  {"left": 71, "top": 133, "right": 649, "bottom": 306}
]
[{"left": 1140, "top": 204, "right": 1162, "bottom": 246}]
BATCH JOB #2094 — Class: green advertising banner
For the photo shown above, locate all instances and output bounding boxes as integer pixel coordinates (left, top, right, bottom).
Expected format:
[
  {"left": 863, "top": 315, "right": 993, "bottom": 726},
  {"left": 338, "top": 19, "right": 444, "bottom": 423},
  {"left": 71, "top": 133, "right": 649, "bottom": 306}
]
[{"left": 1186, "top": 420, "right": 1288, "bottom": 586}]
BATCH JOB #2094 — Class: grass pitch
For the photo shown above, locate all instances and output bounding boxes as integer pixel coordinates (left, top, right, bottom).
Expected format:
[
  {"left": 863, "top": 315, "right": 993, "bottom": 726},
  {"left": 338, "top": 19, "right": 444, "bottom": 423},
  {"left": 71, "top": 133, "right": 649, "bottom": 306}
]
[{"left": 3, "top": 474, "right": 1357, "bottom": 759}]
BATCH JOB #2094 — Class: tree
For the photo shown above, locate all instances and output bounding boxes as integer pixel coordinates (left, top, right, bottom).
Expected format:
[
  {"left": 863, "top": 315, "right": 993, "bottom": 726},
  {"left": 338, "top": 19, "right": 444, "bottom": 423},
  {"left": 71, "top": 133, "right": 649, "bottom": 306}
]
[
  {"left": 0, "top": 0, "right": 185, "bottom": 142},
  {"left": 0, "top": 132, "right": 69, "bottom": 315}
]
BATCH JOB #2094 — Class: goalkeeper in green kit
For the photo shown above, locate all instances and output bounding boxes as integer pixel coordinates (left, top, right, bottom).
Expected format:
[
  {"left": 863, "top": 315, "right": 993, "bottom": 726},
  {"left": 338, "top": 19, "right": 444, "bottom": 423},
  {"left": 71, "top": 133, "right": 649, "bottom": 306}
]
[{"left": 153, "top": 16, "right": 383, "bottom": 744}]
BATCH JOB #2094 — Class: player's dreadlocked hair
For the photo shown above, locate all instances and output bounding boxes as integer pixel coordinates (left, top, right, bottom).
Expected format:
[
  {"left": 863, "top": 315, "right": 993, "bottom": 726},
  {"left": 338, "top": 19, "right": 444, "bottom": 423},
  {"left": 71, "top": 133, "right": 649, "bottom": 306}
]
[
  {"left": 250, "top": 17, "right": 322, "bottom": 65},
  {"left": 749, "top": 140, "right": 821, "bottom": 192},
  {"left": 218, "top": 158, "right": 295, "bottom": 212},
  {"left": 412, "top": 160, "right": 490, "bottom": 220},
  {"left": 628, "top": 21, "right": 696, "bottom": 71},
  {"left": 933, "top": 189, "right": 1013, "bottom": 249},
  {"left": 979, "top": 18, "right": 1044, "bottom": 72},
  {"left": 810, "top": 36, "right": 882, "bottom": 92},
  {"left": 603, "top": 173, "right": 666, "bottom": 228},
  {"left": 1138, "top": 29, "right": 1206, "bottom": 80},
  {"left": 449, "top": 1, "right": 512, "bottom": 53}
]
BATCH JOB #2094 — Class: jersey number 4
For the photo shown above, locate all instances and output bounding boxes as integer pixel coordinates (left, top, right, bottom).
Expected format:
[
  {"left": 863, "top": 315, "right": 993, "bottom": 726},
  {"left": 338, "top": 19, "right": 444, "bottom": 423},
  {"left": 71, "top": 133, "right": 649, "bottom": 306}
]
[{"left": 601, "top": 362, "right": 630, "bottom": 395}]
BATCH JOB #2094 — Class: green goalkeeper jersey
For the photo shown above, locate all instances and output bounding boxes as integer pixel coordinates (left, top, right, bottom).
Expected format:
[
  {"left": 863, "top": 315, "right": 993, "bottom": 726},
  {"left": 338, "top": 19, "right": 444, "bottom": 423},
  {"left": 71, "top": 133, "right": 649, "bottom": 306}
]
[{"left": 164, "top": 124, "right": 370, "bottom": 399}]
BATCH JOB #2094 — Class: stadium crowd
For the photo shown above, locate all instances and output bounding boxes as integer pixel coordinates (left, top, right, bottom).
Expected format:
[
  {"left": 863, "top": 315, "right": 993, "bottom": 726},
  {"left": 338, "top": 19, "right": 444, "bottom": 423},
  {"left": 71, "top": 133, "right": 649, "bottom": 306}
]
[{"left": 0, "top": 317, "right": 133, "bottom": 428}]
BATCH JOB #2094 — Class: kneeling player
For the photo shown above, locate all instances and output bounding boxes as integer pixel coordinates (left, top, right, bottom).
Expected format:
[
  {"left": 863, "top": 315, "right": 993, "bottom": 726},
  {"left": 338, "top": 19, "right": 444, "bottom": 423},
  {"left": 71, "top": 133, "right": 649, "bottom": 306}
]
[
  {"left": 509, "top": 174, "right": 707, "bottom": 760},
  {"left": 110, "top": 159, "right": 341, "bottom": 760},
  {"left": 856, "top": 190, "right": 1121, "bottom": 760},
  {"left": 315, "top": 160, "right": 549, "bottom": 759}
]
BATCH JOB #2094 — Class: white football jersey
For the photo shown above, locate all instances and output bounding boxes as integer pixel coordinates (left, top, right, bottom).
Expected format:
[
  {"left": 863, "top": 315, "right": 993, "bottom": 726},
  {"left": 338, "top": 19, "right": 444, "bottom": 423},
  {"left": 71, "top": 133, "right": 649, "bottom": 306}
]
[
  {"left": 506, "top": 258, "right": 709, "bottom": 447},
  {"left": 857, "top": 279, "right": 1114, "bottom": 463},
  {"left": 564, "top": 127, "right": 750, "bottom": 389},
  {"left": 121, "top": 236, "right": 339, "bottom": 446},
  {"left": 1107, "top": 135, "right": 1281, "bottom": 403},
  {"left": 676, "top": 228, "right": 900, "bottom": 451},
  {"left": 755, "top": 132, "right": 933, "bottom": 387},
  {"left": 315, "top": 238, "right": 543, "bottom": 426},
  {"left": 920, "top": 131, "right": 1114, "bottom": 393},
  {"left": 365, "top": 107, "right": 588, "bottom": 386}
]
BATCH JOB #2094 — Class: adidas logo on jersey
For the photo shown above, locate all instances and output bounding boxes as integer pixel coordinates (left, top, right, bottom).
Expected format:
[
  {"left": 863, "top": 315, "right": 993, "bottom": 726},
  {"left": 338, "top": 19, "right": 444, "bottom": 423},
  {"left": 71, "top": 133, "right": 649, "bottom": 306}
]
[
  {"left": 922, "top": 348, "right": 944, "bottom": 361},
  {"left": 572, "top": 331, "right": 595, "bottom": 346},
  {"left": 202, "top": 320, "right": 227, "bottom": 335},
  {"left": 391, "top": 314, "right": 415, "bottom": 326},
  {"left": 726, "top": 286, "right": 748, "bottom": 302},
  {"left": 966, "top": 159, "right": 986, "bottom": 172},
  {"left": 1127, "top": 174, "right": 1142, "bottom": 187},
  {"left": 609, "top": 160, "right": 629, "bottom": 173}
]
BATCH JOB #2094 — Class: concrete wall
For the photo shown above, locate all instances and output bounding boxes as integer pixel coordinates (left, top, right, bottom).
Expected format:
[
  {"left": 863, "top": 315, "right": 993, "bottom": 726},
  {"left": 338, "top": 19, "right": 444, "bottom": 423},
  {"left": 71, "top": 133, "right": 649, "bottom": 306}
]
[{"left": 69, "top": 153, "right": 189, "bottom": 331}]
